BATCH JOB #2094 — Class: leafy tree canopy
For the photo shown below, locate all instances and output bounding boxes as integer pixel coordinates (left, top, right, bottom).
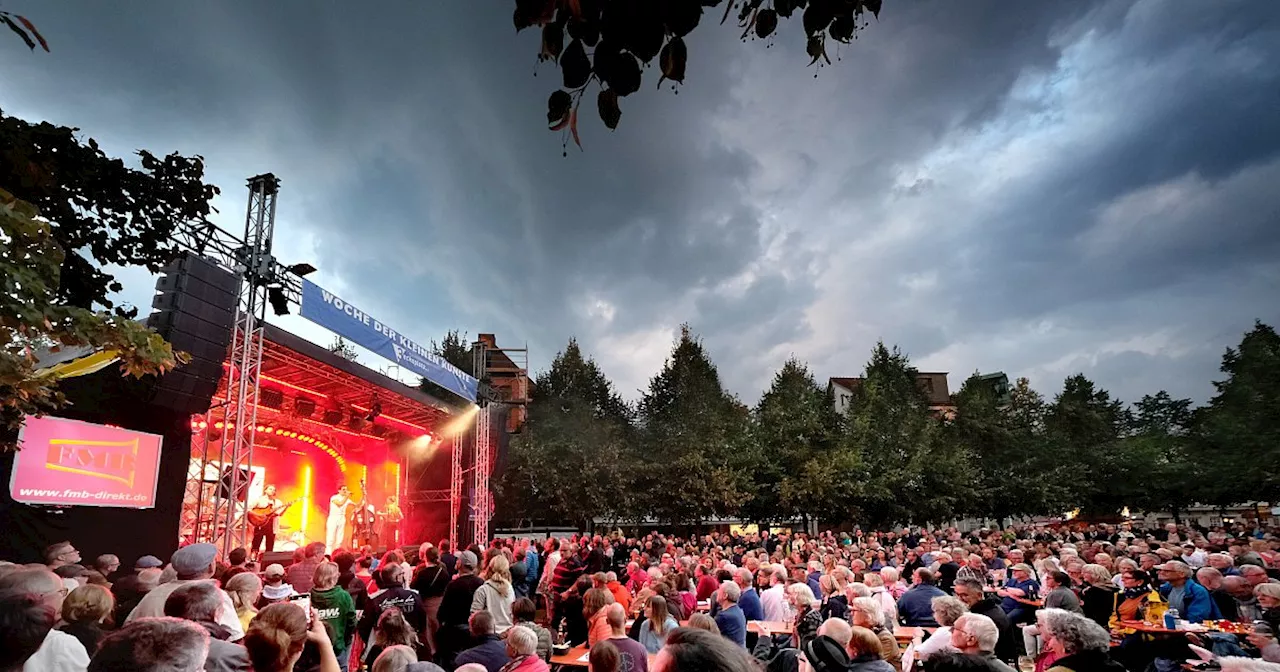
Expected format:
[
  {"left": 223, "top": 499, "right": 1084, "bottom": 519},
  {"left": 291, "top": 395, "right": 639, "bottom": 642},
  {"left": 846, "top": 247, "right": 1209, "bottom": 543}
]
[
  {"left": 1, "top": 188, "right": 185, "bottom": 451},
  {"left": 1, "top": 110, "right": 220, "bottom": 314}
]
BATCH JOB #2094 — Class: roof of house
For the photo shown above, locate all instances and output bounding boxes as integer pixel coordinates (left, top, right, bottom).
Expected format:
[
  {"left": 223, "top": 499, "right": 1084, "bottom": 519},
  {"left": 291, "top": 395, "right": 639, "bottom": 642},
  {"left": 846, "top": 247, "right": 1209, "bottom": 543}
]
[{"left": 828, "top": 372, "right": 955, "bottom": 407}]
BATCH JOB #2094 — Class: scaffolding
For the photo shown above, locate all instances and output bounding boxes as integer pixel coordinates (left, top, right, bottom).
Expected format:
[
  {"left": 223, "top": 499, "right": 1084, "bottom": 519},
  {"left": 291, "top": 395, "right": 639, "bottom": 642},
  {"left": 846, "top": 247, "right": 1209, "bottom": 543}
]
[{"left": 179, "top": 175, "right": 283, "bottom": 557}]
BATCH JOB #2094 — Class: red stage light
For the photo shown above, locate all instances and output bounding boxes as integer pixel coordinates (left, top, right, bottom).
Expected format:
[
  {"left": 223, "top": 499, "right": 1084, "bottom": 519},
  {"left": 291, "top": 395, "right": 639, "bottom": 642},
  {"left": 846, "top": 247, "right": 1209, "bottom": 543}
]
[
  {"left": 198, "top": 421, "right": 208, "bottom": 429},
  {"left": 215, "top": 422, "right": 225, "bottom": 429},
  {"left": 257, "top": 425, "right": 266, "bottom": 432}
]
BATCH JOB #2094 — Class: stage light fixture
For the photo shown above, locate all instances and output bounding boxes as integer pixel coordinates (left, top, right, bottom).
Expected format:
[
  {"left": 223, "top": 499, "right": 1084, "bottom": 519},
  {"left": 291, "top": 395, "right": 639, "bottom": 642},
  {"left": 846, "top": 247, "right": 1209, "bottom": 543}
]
[
  {"left": 259, "top": 388, "right": 284, "bottom": 409},
  {"left": 288, "top": 262, "right": 317, "bottom": 277},
  {"left": 215, "top": 421, "right": 225, "bottom": 429},
  {"left": 268, "top": 286, "right": 290, "bottom": 316},
  {"left": 294, "top": 398, "right": 316, "bottom": 418},
  {"left": 364, "top": 396, "right": 382, "bottom": 422}
]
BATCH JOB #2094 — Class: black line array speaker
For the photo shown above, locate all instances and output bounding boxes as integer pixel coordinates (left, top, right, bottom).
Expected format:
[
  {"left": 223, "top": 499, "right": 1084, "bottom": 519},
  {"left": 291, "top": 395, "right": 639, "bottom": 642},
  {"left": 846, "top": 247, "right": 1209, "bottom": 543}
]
[{"left": 145, "top": 252, "right": 239, "bottom": 416}]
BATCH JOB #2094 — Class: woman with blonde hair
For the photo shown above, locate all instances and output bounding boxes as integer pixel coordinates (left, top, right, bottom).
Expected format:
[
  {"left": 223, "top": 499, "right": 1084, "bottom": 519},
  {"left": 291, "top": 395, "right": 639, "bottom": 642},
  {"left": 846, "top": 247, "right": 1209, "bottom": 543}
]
[
  {"left": 786, "top": 582, "right": 823, "bottom": 651},
  {"left": 880, "top": 566, "right": 907, "bottom": 600},
  {"left": 370, "top": 645, "right": 417, "bottom": 672},
  {"left": 244, "top": 602, "right": 340, "bottom": 672},
  {"left": 59, "top": 583, "right": 114, "bottom": 654},
  {"left": 471, "top": 554, "right": 515, "bottom": 633},
  {"left": 225, "top": 572, "right": 264, "bottom": 632}
]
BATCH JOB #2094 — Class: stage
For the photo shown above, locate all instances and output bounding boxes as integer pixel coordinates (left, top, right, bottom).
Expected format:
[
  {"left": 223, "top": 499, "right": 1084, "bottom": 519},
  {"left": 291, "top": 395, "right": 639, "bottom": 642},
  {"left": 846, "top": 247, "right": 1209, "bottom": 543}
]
[{"left": 181, "top": 322, "right": 462, "bottom": 554}]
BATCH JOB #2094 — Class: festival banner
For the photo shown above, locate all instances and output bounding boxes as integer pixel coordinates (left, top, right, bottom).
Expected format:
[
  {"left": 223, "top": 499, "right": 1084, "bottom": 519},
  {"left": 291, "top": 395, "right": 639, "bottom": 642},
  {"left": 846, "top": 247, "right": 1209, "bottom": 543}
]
[
  {"left": 9, "top": 416, "right": 164, "bottom": 508},
  {"left": 298, "top": 279, "right": 479, "bottom": 401}
]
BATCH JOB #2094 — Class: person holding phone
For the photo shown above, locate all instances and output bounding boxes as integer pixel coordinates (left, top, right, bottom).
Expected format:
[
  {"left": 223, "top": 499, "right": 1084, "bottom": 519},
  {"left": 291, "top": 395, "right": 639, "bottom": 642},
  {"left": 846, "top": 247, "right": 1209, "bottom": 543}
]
[{"left": 243, "top": 601, "right": 341, "bottom": 672}]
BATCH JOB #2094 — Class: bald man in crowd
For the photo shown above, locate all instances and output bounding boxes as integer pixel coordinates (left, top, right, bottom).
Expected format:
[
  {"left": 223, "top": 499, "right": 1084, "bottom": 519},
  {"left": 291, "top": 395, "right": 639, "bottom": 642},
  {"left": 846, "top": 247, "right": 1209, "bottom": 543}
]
[{"left": 0, "top": 567, "right": 91, "bottom": 670}]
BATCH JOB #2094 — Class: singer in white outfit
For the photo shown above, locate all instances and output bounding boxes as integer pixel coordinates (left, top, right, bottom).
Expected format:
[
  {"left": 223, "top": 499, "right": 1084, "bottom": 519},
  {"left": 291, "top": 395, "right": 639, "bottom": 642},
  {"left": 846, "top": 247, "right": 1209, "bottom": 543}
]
[{"left": 326, "top": 486, "right": 355, "bottom": 550}]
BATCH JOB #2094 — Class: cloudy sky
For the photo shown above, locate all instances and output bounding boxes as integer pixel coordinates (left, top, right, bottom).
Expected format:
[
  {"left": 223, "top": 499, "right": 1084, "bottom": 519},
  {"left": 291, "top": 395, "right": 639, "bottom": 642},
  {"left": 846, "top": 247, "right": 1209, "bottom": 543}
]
[{"left": 4, "top": 0, "right": 1278, "bottom": 406}]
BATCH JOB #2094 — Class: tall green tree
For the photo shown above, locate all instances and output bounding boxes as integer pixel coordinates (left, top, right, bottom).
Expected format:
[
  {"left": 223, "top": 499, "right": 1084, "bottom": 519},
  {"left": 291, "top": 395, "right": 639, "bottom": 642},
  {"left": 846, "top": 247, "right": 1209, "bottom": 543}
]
[
  {"left": 950, "top": 375, "right": 1070, "bottom": 524},
  {"left": 842, "top": 342, "right": 964, "bottom": 527},
  {"left": 746, "top": 358, "right": 850, "bottom": 526},
  {"left": 1196, "top": 321, "right": 1280, "bottom": 506},
  {"left": 1045, "top": 374, "right": 1128, "bottom": 515},
  {"left": 637, "top": 326, "right": 753, "bottom": 525},
  {"left": 494, "top": 338, "right": 633, "bottom": 528},
  {"left": 1120, "top": 391, "right": 1195, "bottom": 519}
]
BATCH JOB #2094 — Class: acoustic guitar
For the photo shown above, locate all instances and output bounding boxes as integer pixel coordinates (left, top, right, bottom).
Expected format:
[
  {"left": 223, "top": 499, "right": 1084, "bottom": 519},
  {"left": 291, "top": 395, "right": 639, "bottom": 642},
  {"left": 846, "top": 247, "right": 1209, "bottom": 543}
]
[{"left": 248, "top": 498, "right": 298, "bottom": 529}]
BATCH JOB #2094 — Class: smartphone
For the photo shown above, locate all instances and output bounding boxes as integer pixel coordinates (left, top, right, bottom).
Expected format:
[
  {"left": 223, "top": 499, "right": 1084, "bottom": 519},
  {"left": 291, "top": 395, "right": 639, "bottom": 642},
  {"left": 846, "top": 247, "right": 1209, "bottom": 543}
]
[{"left": 289, "top": 594, "right": 312, "bottom": 622}]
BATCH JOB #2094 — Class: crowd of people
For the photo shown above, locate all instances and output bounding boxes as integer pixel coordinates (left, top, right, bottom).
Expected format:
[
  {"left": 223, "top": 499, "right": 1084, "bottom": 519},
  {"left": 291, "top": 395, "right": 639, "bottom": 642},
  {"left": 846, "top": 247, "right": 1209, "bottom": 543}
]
[{"left": 2, "top": 521, "right": 1279, "bottom": 672}]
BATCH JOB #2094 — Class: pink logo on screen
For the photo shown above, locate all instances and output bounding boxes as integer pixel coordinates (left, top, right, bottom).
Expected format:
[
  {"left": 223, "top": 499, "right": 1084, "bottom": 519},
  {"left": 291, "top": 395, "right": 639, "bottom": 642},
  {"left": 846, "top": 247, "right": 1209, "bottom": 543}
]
[
  {"left": 10, "top": 416, "right": 163, "bottom": 507},
  {"left": 45, "top": 439, "right": 139, "bottom": 486}
]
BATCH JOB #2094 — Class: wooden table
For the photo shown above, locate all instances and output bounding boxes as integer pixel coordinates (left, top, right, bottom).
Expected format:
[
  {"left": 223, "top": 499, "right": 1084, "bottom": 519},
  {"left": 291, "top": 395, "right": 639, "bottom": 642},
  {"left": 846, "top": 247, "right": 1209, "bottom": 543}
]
[
  {"left": 893, "top": 626, "right": 936, "bottom": 643},
  {"left": 748, "top": 620, "right": 794, "bottom": 635}
]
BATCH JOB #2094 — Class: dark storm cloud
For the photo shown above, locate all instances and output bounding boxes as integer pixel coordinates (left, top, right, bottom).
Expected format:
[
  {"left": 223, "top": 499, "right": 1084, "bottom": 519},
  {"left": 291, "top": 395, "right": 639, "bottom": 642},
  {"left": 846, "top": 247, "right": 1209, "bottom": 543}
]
[{"left": 2, "top": 0, "right": 1276, "bottom": 406}]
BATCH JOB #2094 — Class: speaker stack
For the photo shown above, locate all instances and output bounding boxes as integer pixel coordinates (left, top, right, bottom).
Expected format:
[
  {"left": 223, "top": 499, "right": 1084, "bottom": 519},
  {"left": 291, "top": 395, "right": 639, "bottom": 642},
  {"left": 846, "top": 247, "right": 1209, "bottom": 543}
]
[{"left": 145, "top": 252, "right": 240, "bottom": 416}]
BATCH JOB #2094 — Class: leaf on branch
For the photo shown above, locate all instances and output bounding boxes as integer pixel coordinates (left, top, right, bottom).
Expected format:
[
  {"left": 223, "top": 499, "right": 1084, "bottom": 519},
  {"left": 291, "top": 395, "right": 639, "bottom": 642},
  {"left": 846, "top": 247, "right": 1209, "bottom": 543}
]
[
  {"left": 13, "top": 15, "right": 48, "bottom": 51},
  {"left": 569, "top": 104, "right": 582, "bottom": 149},
  {"left": 661, "top": 0, "right": 703, "bottom": 38},
  {"left": 721, "top": 0, "right": 735, "bottom": 25},
  {"left": 659, "top": 36, "right": 687, "bottom": 86},
  {"left": 548, "top": 89, "right": 572, "bottom": 126},
  {"left": 541, "top": 22, "right": 564, "bottom": 60},
  {"left": 829, "top": 11, "right": 855, "bottom": 42},
  {"left": 514, "top": 6, "right": 533, "bottom": 31},
  {"left": 807, "top": 33, "right": 830, "bottom": 65},
  {"left": 1, "top": 15, "right": 36, "bottom": 51},
  {"left": 755, "top": 8, "right": 778, "bottom": 38},
  {"left": 566, "top": 18, "right": 600, "bottom": 47},
  {"left": 864, "top": 0, "right": 882, "bottom": 19},
  {"left": 593, "top": 39, "right": 621, "bottom": 84},
  {"left": 597, "top": 88, "right": 621, "bottom": 129},
  {"left": 803, "top": 1, "right": 835, "bottom": 36},
  {"left": 611, "top": 51, "right": 642, "bottom": 96},
  {"left": 561, "top": 39, "right": 591, "bottom": 88},
  {"left": 775, "top": 0, "right": 797, "bottom": 18}
]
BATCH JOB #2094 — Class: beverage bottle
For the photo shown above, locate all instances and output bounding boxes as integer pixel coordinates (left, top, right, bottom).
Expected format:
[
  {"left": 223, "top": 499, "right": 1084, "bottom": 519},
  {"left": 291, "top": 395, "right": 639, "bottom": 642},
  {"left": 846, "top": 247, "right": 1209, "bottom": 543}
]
[{"left": 1163, "top": 608, "right": 1179, "bottom": 630}]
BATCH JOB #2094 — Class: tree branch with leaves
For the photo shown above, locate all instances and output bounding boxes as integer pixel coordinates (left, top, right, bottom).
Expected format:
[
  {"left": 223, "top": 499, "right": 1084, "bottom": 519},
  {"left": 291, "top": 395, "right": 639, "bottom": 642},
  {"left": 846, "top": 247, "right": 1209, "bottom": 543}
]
[
  {"left": 517, "top": 0, "right": 881, "bottom": 152},
  {"left": 1, "top": 188, "right": 186, "bottom": 451}
]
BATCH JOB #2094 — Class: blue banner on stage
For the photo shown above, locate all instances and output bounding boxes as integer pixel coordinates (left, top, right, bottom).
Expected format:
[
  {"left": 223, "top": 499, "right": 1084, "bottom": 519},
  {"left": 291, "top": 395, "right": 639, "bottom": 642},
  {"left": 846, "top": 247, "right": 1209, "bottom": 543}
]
[{"left": 299, "top": 280, "right": 478, "bottom": 402}]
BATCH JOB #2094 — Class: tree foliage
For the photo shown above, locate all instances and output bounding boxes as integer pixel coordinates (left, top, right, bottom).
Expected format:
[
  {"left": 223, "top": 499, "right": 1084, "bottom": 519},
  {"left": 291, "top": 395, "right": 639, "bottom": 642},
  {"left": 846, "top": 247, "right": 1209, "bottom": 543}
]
[
  {"left": 328, "top": 336, "right": 359, "bottom": 362},
  {"left": 418, "top": 330, "right": 474, "bottom": 403},
  {"left": 494, "top": 338, "right": 633, "bottom": 526},
  {"left": 1, "top": 110, "right": 221, "bottom": 314},
  {"left": 1195, "top": 321, "right": 1280, "bottom": 506},
  {"left": 493, "top": 321, "right": 1280, "bottom": 530},
  {"left": 1, "top": 188, "right": 185, "bottom": 451},
  {"left": 515, "top": 0, "right": 881, "bottom": 150},
  {"left": 636, "top": 326, "right": 754, "bottom": 525}
]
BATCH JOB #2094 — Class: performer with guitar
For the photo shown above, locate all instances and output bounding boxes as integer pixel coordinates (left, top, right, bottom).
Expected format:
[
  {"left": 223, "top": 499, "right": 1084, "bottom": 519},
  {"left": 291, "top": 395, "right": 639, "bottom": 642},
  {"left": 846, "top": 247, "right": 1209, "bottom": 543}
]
[
  {"left": 248, "top": 485, "right": 294, "bottom": 558},
  {"left": 326, "top": 483, "right": 358, "bottom": 551}
]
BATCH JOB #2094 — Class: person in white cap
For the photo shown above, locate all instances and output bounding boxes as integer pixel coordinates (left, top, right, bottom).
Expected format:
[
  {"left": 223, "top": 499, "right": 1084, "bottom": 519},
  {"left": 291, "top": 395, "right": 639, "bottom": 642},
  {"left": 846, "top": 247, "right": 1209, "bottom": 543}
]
[
  {"left": 124, "top": 543, "right": 245, "bottom": 641},
  {"left": 259, "top": 563, "right": 296, "bottom": 608}
]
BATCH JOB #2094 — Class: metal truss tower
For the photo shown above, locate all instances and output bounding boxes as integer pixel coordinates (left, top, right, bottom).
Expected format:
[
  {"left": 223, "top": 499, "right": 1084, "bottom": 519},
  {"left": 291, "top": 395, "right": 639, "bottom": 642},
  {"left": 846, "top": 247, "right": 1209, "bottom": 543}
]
[
  {"left": 183, "top": 174, "right": 281, "bottom": 557},
  {"left": 471, "top": 405, "right": 492, "bottom": 545},
  {"left": 449, "top": 434, "right": 463, "bottom": 552}
]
